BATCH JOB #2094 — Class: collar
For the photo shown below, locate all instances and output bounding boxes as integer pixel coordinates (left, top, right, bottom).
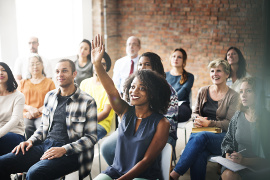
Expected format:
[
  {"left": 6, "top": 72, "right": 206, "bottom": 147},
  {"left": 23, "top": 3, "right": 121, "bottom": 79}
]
[{"left": 55, "top": 84, "right": 80, "bottom": 102}]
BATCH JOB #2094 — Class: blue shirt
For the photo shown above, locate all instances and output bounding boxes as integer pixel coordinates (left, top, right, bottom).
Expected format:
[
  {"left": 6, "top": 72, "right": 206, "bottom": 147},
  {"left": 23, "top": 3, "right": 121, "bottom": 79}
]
[{"left": 166, "top": 71, "right": 194, "bottom": 104}]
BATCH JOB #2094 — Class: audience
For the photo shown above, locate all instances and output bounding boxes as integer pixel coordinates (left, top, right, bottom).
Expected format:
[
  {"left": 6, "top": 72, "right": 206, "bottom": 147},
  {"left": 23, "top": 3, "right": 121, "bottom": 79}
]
[
  {"left": 221, "top": 77, "right": 270, "bottom": 180},
  {"left": 80, "top": 52, "right": 114, "bottom": 141},
  {"left": 74, "top": 39, "right": 93, "bottom": 86},
  {"left": 112, "top": 36, "right": 141, "bottom": 94},
  {"left": 101, "top": 52, "right": 178, "bottom": 166},
  {"left": 0, "top": 59, "right": 97, "bottom": 180},
  {"left": 225, "top": 47, "right": 251, "bottom": 93},
  {"left": 166, "top": 48, "right": 194, "bottom": 122},
  {"left": 170, "top": 59, "right": 239, "bottom": 180},
  {"left": 0, "top": 62, "right": 25, "bottom": 156},
  {"left": 18, "top": 53, "right": 55, "bottom": 139},
  {"left": 92, "top": 35, "right": 171, "bottom": 180},
  {"left": 13, "top": 36, "right": 53, "bottom": 81}
]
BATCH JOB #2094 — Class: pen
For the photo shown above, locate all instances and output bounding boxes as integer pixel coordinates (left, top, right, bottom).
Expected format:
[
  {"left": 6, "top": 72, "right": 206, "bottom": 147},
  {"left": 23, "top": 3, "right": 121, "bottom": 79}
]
[{"left": 229, "top": 148, "right": 246, "bottom": 158}]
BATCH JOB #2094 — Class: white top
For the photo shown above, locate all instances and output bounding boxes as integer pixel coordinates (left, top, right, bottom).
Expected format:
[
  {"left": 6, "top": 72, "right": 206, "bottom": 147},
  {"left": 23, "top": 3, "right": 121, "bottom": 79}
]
[
  {"left": 0, "top": 90, "right": 25, "bottom": 138},
  {"left": 112, "top": 55, "right": 139, "bottom": 93},
  {"left": 13, "top": 54, "right": 53, "bottom": 79},
  {"left": 226, "top": 72, "right": 251, "bottom": 93}
]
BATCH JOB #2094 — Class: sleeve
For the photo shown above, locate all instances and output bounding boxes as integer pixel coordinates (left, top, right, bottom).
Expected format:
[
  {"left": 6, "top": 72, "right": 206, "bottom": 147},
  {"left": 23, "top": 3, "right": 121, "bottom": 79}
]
[
  {"left": 209, "top": 91, "right": 239, "bottom": 130},
  {"left": 221, "top": 112, "right": 239, "bottom": 156},
  {"left": 192, "top": 87, "right": 203, "bottom": 119},
  {"left": 112, "top": 60, "right": 121, "bottom": 93},
  {"left": 165, "top": 86, "right": 178, "bottom": 123},
  {"left": 177, "top": 73, "right": 194, "bottom": 100},
  {"left": 17, "top": 80, "right": 24, "bottom": 92},
  {"left": 63, "top": 99, "right": 98, "bottom": 155},
  {"left": 0, "top": 93, "right": 25, "bottom": 138}
]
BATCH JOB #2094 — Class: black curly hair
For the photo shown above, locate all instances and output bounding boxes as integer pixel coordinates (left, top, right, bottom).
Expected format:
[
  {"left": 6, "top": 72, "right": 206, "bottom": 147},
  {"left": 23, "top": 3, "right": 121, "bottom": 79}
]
[{"left": 123, "top": 70, "right": 171, "bottom": 114}]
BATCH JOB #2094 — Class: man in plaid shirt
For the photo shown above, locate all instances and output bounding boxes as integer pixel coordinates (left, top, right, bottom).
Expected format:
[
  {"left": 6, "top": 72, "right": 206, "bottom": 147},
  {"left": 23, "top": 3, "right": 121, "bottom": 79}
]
[{"left": 0, "top": 59, "right": 97, "bottom": 180}]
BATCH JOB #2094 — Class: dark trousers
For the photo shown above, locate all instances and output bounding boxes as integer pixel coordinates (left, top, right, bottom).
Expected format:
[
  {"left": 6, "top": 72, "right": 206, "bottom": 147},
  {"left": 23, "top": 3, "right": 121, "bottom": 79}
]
[
  {"left": 178, "top": 102, "right": 192, "bottom": 122},
  {"left": 0, "top": 132, "right": 25, "bottom": 156},
  {"left": 0, "top": 138, "right": 79, "bottom": 180}
]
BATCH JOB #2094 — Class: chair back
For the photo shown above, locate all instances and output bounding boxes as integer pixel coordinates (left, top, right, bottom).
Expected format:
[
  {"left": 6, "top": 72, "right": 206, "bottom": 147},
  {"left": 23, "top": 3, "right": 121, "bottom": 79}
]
[{"left": 161, "top": 143, "right": 172, "bottom": 180}]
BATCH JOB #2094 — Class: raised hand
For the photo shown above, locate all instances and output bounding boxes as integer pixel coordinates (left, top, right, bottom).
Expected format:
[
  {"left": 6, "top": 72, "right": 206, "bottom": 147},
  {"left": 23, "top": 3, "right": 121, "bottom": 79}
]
[{"left": 91, "top": 34, "right": 105, "bottom": 66}]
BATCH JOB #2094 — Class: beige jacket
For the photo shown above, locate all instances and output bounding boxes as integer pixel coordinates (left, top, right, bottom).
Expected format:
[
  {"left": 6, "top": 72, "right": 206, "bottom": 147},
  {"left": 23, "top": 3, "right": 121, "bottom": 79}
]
[{"left": 192, "top": 86, "right": 239, "bottom": 131}]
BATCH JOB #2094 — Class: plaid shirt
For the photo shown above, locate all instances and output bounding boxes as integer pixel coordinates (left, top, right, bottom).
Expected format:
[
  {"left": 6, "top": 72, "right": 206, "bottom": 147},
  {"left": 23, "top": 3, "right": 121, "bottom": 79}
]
[{"left": 29, "top": 85, "right": 97, "bottom": 180}]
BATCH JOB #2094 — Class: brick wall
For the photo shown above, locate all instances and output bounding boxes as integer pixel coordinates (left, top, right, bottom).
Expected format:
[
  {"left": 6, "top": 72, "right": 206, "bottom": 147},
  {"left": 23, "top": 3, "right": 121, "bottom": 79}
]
[{"left": 93, "top": 0, "right": 264, "bottom": 104}]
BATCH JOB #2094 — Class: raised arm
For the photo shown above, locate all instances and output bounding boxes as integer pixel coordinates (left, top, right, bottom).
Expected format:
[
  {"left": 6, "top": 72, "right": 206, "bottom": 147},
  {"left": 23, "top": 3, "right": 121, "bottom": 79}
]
[
  {"left": 91, "top": 34, "right": 129, "bottom": 117},
  {"left": 118, "top": 118, "right": 170, "bottom": 180}
]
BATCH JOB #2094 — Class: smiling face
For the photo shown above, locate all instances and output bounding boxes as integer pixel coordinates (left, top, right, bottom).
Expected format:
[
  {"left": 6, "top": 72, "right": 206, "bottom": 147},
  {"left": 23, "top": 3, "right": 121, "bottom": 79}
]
[
  {"left": 0, "top": 65, "right": 8, "bottom": 85},
  {"left": 78, "top": 42, "right": 90, "bottom": 59},
  {"left": 129, "top": 77, "right": 149, "bottom": 106},
  {"left": 138, "top": 56, "right": 152, "bottom": 71},
  {"left": 226, "top": 49, "right": 239, "bottom": 65},
  {"left": 239, "top": 81, "right": 255, "bottom": 108},
  {"left": 210, "top": 65, "right": 229, "bottom": 85},
  {"left": 170, "top": 50, "right": 184, "bottom": 68},
  {"left": 29, "top": 57, "right": 43, "bottom": 76},
  {"left": 55, "top": 61, "right": 76, "bottom": 88}
]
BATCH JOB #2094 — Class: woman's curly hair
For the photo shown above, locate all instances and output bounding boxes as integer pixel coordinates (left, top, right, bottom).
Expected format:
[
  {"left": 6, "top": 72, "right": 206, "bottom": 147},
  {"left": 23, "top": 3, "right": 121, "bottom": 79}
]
[{"left": 123, "top": 70, "right": 171, "bottom": 114}]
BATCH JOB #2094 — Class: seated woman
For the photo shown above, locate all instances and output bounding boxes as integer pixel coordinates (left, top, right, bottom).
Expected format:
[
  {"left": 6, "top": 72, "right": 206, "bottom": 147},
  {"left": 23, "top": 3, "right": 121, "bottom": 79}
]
[
  {"left": 101, "top": 52, "right": 178, "bottom": 166},
  {"left": 221, "top": 77, "right": 270, "bottom": 180},
  {"left": 170, "top": 59, "right": 239, "bottom": 180},
  {"left": 92, "top": 35, "right": 171, "bottom": 180},
  {"left": 166, "top": 48, "right": 194, "bottom": 122},
  {"left": 80, "top": 52, "right": 114, "bottom": 140},
  {"left": 225, "top": 47, "right": 251, "bottom": 93},
  {"left": 0, "top": 62, "right": 25, "bottom": 156},
  {"left": 75, "top": 39, "right": 96, "bottom": 86},
  {"left": 18, "top": 53, "right": 55, "bottom": 138}
]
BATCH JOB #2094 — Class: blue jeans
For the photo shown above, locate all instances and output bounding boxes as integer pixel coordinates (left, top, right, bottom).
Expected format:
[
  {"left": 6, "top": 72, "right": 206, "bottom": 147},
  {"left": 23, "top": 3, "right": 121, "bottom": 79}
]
[
  {"left": 97, "top": 124, "right": 108, "bottom": 141},
  {"left": 174, "top": 131, "right": 226, "bottom": 180},
  {"left": 0, "top": 138, "right": 79, "bottom": 180},
  {"left": 0, "top": 132, "right": 25, "bottom": 156}
]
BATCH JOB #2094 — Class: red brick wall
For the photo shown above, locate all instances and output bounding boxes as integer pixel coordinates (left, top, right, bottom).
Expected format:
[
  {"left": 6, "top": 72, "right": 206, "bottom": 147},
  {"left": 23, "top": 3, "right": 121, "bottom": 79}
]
[{"left": 93, "top": 0, "right": 264, "bottom": 104}]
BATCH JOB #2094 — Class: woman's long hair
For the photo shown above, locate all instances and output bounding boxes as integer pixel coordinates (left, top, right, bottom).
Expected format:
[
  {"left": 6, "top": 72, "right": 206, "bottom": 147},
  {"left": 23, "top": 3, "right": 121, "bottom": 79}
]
[
  {"left": 171, "top": 48, "right": 188, "bottom": 85},
  {"left": 224, "top": 47, "right": 247, "bottom": 79},
  {"left": 0, "top": 62, "right": 18, "bottom": 92}
]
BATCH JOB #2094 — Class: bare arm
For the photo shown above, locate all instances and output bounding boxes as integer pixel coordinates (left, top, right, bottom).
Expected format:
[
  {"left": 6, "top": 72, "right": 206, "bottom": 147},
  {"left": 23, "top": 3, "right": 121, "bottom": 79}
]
[
  {"left": 97, "top": 104, "right": 112, "bottom": 122},
  {"left": 91, "top": 34, "right": 129, "bottom": 117},
  {"left": 118, "top": 118, "right": 170, "bottom": 180}
]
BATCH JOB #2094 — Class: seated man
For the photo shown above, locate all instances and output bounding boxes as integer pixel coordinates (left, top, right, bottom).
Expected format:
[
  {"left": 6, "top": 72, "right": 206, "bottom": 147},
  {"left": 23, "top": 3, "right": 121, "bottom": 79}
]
[
  {"left": 0, "top": 59, "right": 97, "bottom": 180},
  {"left": 80, "top": 52, "right": 114, "bottom": 141}
]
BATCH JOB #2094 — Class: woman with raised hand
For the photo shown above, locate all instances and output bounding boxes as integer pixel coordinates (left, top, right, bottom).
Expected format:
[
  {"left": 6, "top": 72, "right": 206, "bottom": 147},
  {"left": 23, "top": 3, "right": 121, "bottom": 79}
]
[
  {"left": 166, "top": 48, "right": 194, "bottom": 122},
  {"left": 170, "top": 59, "right": 239, "bottom": 180},
  {"left": 0, "top": 62, "right": 25, "bottom": 155},
  {"left": 225, "top": 47, "right": 251, "bottom": 93},
  {"left": 18, "top": 53, "right": 55, "bottom": 139},
  {"left": 92, "top": 34, "right": 171, "bottom": 180},
  {"left": 221, "top": 77, "right": 270, "bottom": 180},
  {"left": 74, "top": 39, "right": 93, "bottom": 86},
  {"left": 101, "top": 52, "right": 178, "bottom": 166}
]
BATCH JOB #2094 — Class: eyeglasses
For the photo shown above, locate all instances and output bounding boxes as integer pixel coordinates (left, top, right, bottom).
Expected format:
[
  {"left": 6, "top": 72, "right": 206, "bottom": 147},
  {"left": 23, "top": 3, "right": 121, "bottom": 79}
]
[
  {"left": 30, "top": 62, "right": 41, "bottom": 67},
  {"left": 101, "top": 62, "right": 106, "bottom": 66}
]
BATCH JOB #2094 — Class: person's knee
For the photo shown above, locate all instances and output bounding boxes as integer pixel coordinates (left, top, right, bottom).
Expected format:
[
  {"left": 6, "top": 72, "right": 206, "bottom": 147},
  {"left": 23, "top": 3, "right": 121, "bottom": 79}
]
[
  {"left": 221, "top": 169, "right": 241, "bottom": 180},
  {"left": 26, "top": 165, "right": 44, "bottom": 180}
]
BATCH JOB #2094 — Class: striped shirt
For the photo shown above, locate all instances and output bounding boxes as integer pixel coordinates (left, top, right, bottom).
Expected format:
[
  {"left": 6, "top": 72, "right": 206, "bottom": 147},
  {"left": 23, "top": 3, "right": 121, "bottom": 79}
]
[{"left": 29, "top": 85, "right": 97, "bottom": 179}]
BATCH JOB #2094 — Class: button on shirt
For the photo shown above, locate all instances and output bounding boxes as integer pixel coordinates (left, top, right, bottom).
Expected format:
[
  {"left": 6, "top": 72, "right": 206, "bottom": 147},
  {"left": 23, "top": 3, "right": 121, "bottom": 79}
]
[{"left": 112, "top": 55, "right": 139, "bottom": 93}]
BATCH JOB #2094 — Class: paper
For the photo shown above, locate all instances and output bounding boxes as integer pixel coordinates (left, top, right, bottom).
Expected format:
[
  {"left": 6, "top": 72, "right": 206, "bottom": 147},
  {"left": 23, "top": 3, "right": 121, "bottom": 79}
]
[{"left": 211, "top": 156, "right": 248, "bottom": 172}]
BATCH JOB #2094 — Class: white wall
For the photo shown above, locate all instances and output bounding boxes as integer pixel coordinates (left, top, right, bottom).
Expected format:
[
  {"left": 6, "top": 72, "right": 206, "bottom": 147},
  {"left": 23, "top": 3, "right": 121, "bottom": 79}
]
[{"left": 0, "top": 0, "right": 92, "bottom": 72}]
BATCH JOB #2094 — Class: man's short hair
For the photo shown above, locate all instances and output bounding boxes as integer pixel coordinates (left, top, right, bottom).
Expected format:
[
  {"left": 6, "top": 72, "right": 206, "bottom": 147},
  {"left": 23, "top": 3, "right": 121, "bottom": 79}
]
[{"left": 58, "top": 59, "right": 76, "bottom": 73}]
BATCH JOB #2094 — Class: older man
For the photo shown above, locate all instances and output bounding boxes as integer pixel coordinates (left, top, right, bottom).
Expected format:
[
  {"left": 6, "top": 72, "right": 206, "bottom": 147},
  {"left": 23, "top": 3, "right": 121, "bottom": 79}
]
[
  {"left": 112, "top": 36, "right": 141, "bottom": 94},
  {"left": 14, "top": 36, "right": 53, "bottom": 80},
  {"left": 0, "top": 59, "right": 97, "bottom": 180}
]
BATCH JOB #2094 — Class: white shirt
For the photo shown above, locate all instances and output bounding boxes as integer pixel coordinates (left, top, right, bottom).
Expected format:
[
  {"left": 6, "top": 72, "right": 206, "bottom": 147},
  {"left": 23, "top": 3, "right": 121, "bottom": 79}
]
[
  {"left": 13, "top": 54, "right": 53, "bottom": 79},
  {"left": 112, "top": 55, "right": 139, "bottom": 93},
  {"left": 226, "top": 72, "right": 251, "bottom": 93}
]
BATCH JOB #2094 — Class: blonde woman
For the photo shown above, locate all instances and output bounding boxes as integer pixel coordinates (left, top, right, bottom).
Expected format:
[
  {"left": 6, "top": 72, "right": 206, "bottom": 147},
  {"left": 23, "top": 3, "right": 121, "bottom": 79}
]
[{"left": 170, "top": 59, "right": 239, "bottom": 180}]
